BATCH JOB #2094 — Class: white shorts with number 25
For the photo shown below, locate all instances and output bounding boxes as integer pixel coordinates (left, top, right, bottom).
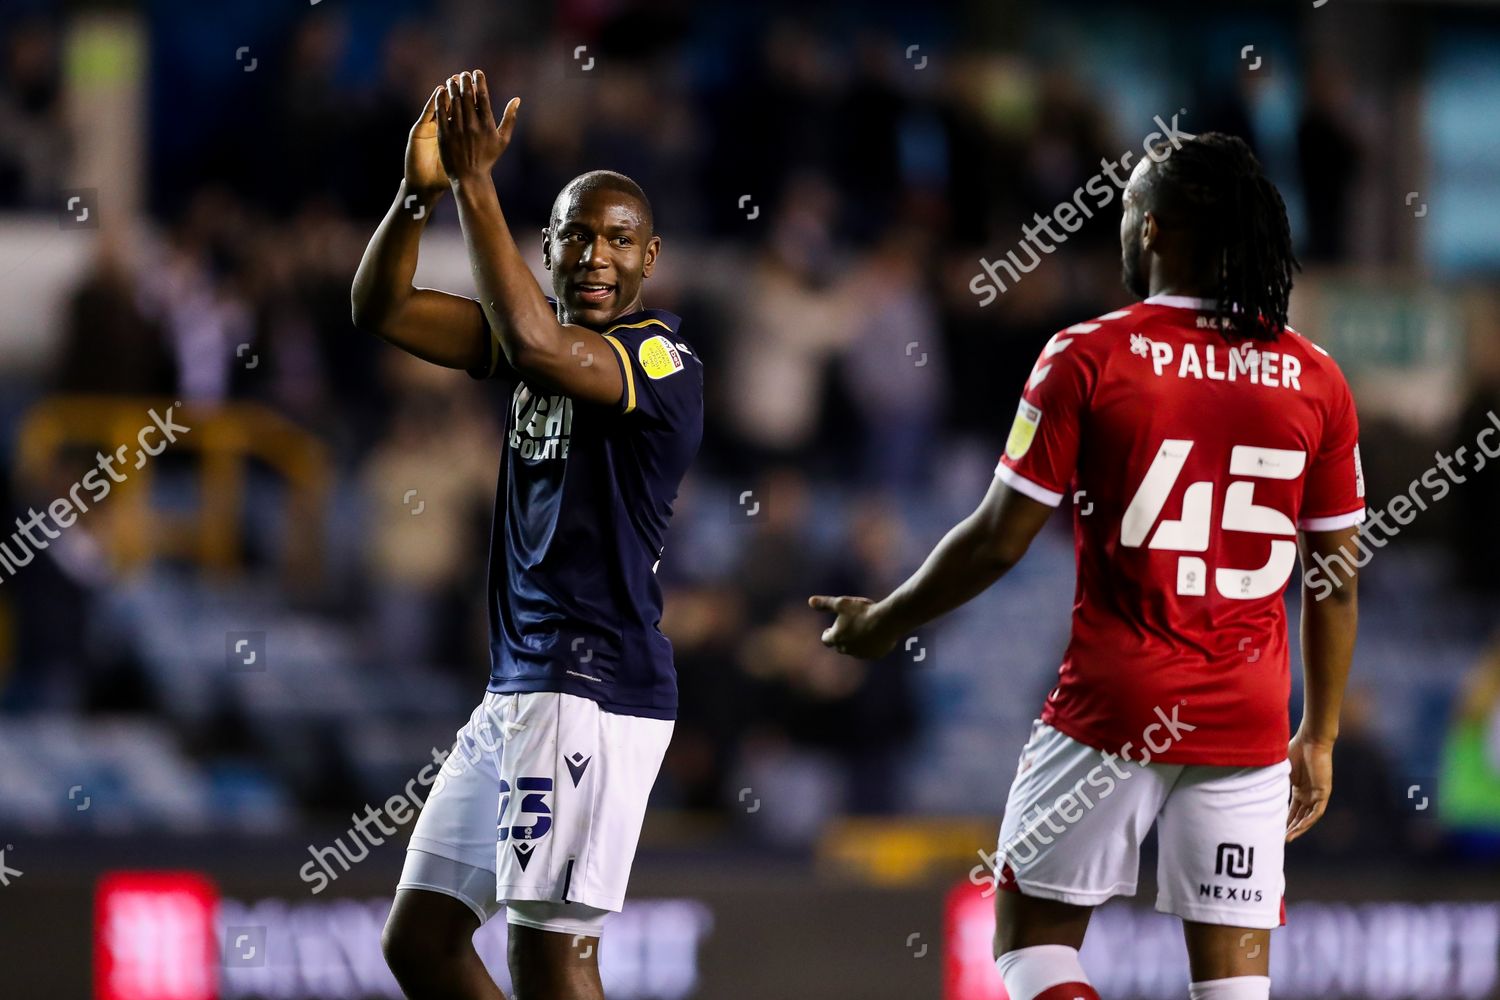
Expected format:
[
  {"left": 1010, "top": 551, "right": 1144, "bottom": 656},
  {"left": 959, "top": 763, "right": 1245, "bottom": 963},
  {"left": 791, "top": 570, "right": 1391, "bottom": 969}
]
[{"left": 398, "top": 691, "right": 673, "bottom": 935}]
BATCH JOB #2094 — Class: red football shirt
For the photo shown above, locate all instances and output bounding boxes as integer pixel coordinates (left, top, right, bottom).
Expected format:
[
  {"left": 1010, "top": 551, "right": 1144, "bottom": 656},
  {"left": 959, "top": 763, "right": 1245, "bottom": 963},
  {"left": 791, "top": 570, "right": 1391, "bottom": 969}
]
[{"left": 996, "top": 295, "right": 1365, "bottom": 766}]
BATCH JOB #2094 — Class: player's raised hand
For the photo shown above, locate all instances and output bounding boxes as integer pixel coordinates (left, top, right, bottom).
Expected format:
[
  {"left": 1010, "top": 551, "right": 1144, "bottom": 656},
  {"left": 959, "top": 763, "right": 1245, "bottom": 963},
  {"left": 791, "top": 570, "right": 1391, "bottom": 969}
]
[
  {"left": 1285, "top": 729, "right": 1334, "bottom": 842},
  {"left": 435, "top": 70, "right": 521, "bottom": 186},
  {"left": 405, "top": 86, "right": 447, "bottom": 197},
  {"left": 809, "top": 594, "right": 898, "bottom": 659}
]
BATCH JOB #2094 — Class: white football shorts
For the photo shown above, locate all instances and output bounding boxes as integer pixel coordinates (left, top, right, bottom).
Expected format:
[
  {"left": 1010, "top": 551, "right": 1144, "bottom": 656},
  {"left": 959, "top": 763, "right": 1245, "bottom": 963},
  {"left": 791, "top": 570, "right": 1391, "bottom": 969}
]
[
  {"left": 399, "top": 691, "right": 673, "bottom": 932},
  {"left": 995, "top": 721, "right": 1289, "bottom": 929}
]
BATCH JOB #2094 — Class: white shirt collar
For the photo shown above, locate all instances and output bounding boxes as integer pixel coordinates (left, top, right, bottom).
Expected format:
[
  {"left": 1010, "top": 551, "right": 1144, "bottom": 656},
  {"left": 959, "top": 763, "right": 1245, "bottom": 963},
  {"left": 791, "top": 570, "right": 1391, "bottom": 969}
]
[{"left": 1143, "top": 294, "right": 1215, "bottom": 310}]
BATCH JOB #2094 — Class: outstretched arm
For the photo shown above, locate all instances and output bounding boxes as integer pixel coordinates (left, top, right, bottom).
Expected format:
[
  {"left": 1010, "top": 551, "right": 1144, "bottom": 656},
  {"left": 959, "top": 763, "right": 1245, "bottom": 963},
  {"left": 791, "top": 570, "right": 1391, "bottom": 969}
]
[
  {"left": 811, "top": 477, "right": 1056, "bottom": 658},
  {"left": 350, "top": 87, "right": 490, "bottom": 371},
  {"left": 436, "top": 70, "right": 624, "bottom": 405}
]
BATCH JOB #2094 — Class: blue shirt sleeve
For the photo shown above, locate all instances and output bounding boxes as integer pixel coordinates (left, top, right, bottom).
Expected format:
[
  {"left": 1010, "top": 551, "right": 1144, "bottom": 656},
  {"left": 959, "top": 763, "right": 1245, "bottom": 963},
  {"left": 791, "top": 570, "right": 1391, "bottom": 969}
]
[{"left": 600, "top": 320, "right": 703, "bottom": 428}]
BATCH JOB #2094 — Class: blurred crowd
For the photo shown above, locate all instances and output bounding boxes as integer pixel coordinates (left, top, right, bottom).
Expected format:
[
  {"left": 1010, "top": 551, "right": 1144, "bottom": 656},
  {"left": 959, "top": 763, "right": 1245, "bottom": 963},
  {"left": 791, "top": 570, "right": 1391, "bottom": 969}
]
[{"left": 1, "top": 1, "right": 1498, "bottom": 860}]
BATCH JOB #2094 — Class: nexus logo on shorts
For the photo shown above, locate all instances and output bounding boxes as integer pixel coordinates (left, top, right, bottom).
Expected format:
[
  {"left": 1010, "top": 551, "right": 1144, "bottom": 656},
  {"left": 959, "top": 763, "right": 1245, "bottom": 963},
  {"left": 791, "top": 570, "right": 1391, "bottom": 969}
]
[{"left": 1214, "top": 842, "right": 1255, "bottom": 879}]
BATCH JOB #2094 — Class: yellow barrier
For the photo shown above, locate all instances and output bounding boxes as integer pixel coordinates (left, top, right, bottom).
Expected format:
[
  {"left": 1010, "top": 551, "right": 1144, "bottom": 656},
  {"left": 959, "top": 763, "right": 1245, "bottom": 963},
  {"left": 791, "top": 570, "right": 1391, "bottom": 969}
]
[
  {"left": 13, "top": 397, "right": 330, "bottom": 588},
  {"left": 818, "top": 816, "right": 998, "bottom": 886}
]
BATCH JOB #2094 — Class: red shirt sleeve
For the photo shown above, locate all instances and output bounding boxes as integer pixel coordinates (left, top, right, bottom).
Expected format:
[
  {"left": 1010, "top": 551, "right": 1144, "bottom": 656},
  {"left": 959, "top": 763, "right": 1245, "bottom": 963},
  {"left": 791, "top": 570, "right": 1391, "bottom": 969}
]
[
  {"left": 1299, "top": 369, "right": 1366, "bottom": 530},
  {"left": 996, "top": 331, "right": 1094, "bottom": 506}
]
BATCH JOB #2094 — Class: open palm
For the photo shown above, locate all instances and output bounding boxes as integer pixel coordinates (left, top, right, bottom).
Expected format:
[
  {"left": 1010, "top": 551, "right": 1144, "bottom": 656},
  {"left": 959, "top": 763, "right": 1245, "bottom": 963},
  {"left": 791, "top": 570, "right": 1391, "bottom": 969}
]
[{"left": 405, "top": 88, "right": 446, "bottom": 195}]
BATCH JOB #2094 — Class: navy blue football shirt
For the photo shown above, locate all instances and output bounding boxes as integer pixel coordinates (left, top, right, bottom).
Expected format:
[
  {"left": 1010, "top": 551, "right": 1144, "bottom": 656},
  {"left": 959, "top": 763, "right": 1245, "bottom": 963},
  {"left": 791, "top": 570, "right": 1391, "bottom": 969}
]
[{"left": 469, "top": 306, "right": 703, "bottom": 719}]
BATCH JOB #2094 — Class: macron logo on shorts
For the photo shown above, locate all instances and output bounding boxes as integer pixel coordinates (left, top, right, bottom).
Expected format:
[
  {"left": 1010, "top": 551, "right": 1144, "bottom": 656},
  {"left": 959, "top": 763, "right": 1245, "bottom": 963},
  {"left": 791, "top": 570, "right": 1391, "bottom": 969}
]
[{"left": 566, "top": 752, "right": 591, "bottom": 787}]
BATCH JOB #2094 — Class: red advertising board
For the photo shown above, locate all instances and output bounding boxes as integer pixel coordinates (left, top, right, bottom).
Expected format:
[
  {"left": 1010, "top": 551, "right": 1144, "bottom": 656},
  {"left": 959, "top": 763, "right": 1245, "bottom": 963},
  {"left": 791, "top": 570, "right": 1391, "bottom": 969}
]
[
  {"left": 95, "top": 871, "right": 219, "bottom": 1000},
  {"left": 945, "top": 879, "right": 1009, "bottom": 1000}
]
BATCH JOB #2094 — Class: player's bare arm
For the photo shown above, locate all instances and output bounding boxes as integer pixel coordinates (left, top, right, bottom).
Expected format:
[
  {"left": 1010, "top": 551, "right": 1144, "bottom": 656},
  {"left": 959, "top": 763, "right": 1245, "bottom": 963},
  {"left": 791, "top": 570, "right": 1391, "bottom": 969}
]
[
  {"left": 438, "top": 70, "right": 636, "bottom": 406},
  {"left": 350, "top": 86, "right": 491, "bottom": 371},
  {"left": 1287, "top": 524, "right": 1360, "bottom": 842},
  {"left": 811, "top": 477, "right": 1055, "bottom": 658}
]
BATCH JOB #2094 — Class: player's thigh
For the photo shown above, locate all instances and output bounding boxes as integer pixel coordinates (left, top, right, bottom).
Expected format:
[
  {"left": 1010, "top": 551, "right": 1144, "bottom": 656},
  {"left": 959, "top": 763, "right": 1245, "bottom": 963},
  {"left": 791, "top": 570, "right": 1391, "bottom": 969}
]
[
  {"left": 995, "top": 721, "right": 1177, "bottom": 909},
  {"left": 383, "top": 885, "right": 482, "bottom": 963},
  {"left": 1155, "top": 758, "right": 1290, "bottom": 936},
  {"left": 398, "top": 694, "right": 510, "bottom": 924}
]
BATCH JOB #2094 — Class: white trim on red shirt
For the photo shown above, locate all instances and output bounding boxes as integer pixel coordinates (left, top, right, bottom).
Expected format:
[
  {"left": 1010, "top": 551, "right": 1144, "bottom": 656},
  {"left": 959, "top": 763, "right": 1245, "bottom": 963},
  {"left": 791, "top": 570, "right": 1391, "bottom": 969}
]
[
  {"left": 1298, "top": 508, "right": 1368, "bottom": 532},
  {"left": 995, "top": 462, "right": 1064, "bottom": 507},
  {"left": 1143, "top": 294, "right": 1215, "bottom": 311}
]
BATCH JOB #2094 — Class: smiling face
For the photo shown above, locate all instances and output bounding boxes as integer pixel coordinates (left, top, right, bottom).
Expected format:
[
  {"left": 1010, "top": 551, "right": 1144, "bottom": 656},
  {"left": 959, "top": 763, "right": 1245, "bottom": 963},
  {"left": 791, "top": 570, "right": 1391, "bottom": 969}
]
[{"left": 543, "top": 184, "right": 659, "bottom": 328}]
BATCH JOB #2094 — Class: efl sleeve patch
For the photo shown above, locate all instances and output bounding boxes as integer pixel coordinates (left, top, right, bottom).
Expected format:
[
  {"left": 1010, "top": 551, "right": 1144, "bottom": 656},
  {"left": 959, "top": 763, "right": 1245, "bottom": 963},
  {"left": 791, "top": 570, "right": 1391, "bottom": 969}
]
[
  {"left": 638, "top": 335, "right": 685, "bottom": 379},
  {"left": 1005, "top": 401, "right": 1042, "bottom": 461}
]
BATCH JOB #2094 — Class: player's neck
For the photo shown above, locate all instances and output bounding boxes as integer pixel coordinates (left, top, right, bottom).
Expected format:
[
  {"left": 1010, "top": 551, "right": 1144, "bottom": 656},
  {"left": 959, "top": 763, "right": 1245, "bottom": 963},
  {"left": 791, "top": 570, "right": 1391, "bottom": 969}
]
[
  {"left": 559, "top": 299, "right": 647, "bottom": 330},
  {"left": 1148, "top": 276, "right": 1216, "bottom": 301}
]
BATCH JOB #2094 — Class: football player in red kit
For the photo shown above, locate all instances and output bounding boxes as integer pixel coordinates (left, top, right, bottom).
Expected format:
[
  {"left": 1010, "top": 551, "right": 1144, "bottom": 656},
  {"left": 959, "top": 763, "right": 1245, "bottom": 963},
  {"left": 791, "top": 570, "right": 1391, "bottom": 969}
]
[{"left": 813, "top": 133, "right": 1362, "bottom": 1000}]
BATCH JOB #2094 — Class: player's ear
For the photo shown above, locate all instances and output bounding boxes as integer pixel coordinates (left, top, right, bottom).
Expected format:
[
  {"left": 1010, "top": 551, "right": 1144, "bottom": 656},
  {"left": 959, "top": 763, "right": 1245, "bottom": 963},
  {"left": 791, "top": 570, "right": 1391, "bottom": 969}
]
[
  {"left": 541, "top": 227, "right": 553, "bottom": 270},
  {"left": 641, "top": 235, "right": 661, "bottom": 279},
  {"left": 1139, "top": 211, "right": 1159, "bottom": 254}
]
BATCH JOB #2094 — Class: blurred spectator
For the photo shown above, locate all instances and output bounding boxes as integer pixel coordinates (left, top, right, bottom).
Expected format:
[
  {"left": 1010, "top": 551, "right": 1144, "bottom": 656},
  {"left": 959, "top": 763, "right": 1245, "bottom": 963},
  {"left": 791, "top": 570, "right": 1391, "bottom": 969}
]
[
  {"left": 344, "top": 23, "right": 444, "bottom": 220},
  {"left": 1026, "top": 69, "right": 1119, "bottom": 246},
  {"left": 0, "top": 16, "right": 68, "bottom": 209},
  {"left": 4, "top": 459, "right": 148, "bottom": 713},
  {"left": 264, "top": 205, "right": 385, "bottom": 443},
  {"left": 728, "top": 497, "right": 924, "bottom": 819},
  {"left": 817, "top": 501, "right": 923, "bottom": 813},
  {"left": 140, "top": 190, "right": 256, "bottom": 404},
  {"left": 1195, "top": 59, "right": 1261, "bottom": 153},
  {"left": 723, "top": 175, "right": 860, "bottom": 468},
  {"left": 1297, "top": 59, "right": 1362, "bottom": 263},
  {"left": 52, "top": 236, "right": 176, "bottom": 395},
  {"left": 833, "top": 34, "right": 909, "bottom": 237},
  {"left": 357, "top": 362, "right": 498, "bottom": 673},
  {"left": 704, "top": 20, "right": 840, "bottom": 234},
  {"left": 1438, "top": 638, "right": 1500, "bottom": 853},
  {"left": 734, "top": 599, "right": 869, "bottom": 843},
  {"left": 838, "top": 227, "right": 947, "bottom": 494},
  {"left": 255, "top": 14, "right": 351, "bottom": 213},
  {"left": 731, "top": 466, "right": 830, "bottom": 623},
  {"left": 659, "top": 582, "right": 752, "bottom": 811}
]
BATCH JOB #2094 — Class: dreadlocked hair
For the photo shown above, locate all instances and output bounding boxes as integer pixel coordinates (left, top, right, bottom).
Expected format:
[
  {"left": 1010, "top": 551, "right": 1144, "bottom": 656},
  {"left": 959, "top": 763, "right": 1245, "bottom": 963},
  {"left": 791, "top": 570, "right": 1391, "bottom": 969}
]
[{"left": 1144, "top": 132, "right": 1300, "bottom": 342}]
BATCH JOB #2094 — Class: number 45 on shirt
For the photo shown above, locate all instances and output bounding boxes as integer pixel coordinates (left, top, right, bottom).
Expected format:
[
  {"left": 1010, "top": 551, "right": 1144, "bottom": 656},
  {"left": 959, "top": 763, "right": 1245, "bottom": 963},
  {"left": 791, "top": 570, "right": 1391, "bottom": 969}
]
[{"left": 1122, "top": 439, "right": 1305, "bottom": 600}]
